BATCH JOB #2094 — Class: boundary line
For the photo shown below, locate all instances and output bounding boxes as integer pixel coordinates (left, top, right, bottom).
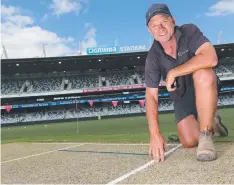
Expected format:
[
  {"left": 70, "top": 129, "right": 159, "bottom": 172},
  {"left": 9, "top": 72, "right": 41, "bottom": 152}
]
[
  {"left": 106, "top": 144, "right": 182, "bottom": 185},
  {"left": 1, "top": 144, "right": 84, "bottom": 164}
]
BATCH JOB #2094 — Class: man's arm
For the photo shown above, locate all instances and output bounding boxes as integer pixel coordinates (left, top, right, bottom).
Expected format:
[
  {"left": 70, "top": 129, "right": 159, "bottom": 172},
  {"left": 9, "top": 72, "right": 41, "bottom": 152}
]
[
  {"left": 170, "top": 42, "right": 218, "bottom": 78},
  {"left": 145, "top": 45, "right": 166, "bottom": 162},
  {"left": 146, "top": 87, "right": 160, "bottom": 136}
]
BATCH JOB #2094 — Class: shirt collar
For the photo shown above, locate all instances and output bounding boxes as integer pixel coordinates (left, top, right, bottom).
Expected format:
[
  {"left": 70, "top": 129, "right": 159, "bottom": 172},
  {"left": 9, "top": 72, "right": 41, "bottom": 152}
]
[{"left": 175, "top": 25, "right": 182, "bottom": 44}]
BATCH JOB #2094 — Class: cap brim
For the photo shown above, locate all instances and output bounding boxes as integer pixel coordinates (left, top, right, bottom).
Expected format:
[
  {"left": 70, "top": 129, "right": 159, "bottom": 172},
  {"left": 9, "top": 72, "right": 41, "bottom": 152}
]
[{"left": 147, "top": 12, "right": 171, "bottom": 25}]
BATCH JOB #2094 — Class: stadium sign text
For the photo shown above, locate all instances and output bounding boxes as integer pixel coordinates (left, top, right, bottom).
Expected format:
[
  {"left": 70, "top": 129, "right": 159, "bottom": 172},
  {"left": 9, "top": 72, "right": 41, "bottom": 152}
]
[
  {"left": 87, "top": 47, "right": 117, "bottom": 55},
  {"left": 86, "top": 45, "right": 147, "bottom": 55}
]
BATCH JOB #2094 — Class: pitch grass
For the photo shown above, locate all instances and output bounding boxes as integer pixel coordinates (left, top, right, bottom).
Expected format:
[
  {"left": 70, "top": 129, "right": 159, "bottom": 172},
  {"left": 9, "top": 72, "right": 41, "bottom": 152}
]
[{"left": 1, "top": 108, "right": 234, "bottom": 144}]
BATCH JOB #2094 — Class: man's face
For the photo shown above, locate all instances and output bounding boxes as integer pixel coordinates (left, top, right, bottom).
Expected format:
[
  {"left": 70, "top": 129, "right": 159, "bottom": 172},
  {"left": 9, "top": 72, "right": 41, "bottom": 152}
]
[{"left": 148, "top": 14, "right": 175, "bottom": 44}]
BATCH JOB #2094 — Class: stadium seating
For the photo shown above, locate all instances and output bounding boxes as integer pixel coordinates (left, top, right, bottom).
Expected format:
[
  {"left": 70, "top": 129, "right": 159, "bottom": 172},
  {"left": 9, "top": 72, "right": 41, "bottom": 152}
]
[
  {"left": 227, "top": 64, "right": 234, "bottom": 73},
  {"left": 69, "top": 75, "right": 99, "bottom": 89},
  {"left": 1, "top": 79, "right": 25, "bottom": 95},
  {"left": 218, "top": 94, "right": 234, "bottom": 106},
  {"left": 216, "top": 58, "right": 234, "bottom": 74},
  {"left": 158, "top": 100, "right": 174, "bottom": 111},
  {"left": 137, "top": 71, "right": 145, "bottom": 82},
  {"left": 31, "top": 77, "right": 62, "bottom": 93},
  {"left": 2, "top": 59, "right": 234, "bottom": 96},
  {"left": 45, "top": 110, "right": 65, "bottom": 120},
  {"left": 104, "top": 72, "right": 132, "bottom": 86},
  {"left": 23, "top": 112, "right": 44, "bottom": 122}
]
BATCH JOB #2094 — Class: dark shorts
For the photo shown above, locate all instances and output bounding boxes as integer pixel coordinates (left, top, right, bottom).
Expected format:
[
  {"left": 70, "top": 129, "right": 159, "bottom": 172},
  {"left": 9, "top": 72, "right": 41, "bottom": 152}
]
[
  {"left": 174, "top": 85, "right": 198, "bottom": 124},
  {"left": 174, "top": 75, "right": 220, "bottom": 124}
]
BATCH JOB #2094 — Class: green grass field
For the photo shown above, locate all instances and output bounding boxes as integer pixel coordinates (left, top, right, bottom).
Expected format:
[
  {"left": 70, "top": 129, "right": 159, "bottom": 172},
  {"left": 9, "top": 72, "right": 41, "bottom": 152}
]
[{"left": 1, "top": 108, "right": 234, "bottom": 144}]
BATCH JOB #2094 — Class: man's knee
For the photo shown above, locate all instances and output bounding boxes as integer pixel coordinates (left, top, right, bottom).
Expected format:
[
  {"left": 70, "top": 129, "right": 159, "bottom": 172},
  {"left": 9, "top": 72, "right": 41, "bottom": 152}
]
[
  {"left": 192, "top": 68, "right": 217, "bottom": 86},
  {"left": 177, "top": 115, "right": 199, "bottom": 148},
  {"left": 181, "top": 138, "right": 198, "bottom": 148}
]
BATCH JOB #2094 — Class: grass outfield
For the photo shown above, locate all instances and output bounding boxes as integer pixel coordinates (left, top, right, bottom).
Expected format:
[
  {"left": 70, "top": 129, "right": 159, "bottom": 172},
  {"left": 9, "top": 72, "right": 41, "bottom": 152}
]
[{"left": 1, "top": 108, "right": 234, "bottom": 144}]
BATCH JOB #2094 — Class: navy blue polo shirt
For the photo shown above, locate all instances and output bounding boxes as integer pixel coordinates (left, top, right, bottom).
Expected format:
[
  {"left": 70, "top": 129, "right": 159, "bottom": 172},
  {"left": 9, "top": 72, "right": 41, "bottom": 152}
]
[{"left": 145, "top": 24, "right": 210, "bottom": 93}]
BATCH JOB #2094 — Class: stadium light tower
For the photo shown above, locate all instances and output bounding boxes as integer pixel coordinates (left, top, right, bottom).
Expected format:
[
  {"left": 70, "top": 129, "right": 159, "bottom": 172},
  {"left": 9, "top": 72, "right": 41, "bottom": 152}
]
[
  {"left": 42, "top": 45, "right": 46, "bottom": 57},
  {"left": 77, "top": 41, "right": 82, "bottom": 56},
  {"left": 1, "top": 45, "right": 8, "bottom": 59},
  {"left": 114, "top": 39, "right": 118, "bottom": 46},
  {"left": 217, "top": 31, "right": 222, "bottom": 45}
]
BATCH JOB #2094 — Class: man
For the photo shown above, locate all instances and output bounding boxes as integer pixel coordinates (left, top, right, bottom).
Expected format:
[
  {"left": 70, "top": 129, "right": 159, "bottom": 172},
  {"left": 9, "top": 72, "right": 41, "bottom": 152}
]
[{"left": 144, "top": 3, "right": 228, "bottom": 162}]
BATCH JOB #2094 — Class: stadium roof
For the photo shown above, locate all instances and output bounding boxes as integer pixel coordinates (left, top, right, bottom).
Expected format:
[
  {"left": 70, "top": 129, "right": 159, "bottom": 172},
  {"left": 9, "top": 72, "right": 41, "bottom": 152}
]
[
  {"left": 214, "top": 43, "right": 234, "bottom": 58},
  {"left": 1, "top": 43, "right": 234, "bottom": 75}
]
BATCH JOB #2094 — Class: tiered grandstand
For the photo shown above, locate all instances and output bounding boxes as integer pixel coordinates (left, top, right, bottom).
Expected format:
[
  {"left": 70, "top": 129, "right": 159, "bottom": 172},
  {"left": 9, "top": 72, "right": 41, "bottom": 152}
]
[
  {"left": 1, "top": 43, "right": 234, "bottom": 126},
  {"left": 1, "top": 70, "right": 143, "bottom": 96}
]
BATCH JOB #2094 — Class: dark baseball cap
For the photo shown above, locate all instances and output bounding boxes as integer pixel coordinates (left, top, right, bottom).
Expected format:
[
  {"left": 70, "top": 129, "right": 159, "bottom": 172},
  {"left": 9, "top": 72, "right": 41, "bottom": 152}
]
[{"left": 146, "top": 4, "right": 172, "bottom": 25}]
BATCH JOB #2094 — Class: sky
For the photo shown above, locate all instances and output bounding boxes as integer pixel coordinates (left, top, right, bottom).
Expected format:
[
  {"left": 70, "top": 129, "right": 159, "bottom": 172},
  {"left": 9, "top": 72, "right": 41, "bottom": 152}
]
[{"left": 1, "top": 0, "right": 234, "bottom": 58}]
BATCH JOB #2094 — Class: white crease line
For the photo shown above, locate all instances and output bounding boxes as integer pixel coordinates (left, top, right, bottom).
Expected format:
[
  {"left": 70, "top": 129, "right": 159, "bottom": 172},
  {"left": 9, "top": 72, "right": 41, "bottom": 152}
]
[
  {"left": 32, "top": 142, "right": 178, "bottom": 146},
  {"left": 106, "top": 144, "right": 182, "bottom": 185},
  {"left": 1, "top": 144, "right": 84, "bottom": 164}
]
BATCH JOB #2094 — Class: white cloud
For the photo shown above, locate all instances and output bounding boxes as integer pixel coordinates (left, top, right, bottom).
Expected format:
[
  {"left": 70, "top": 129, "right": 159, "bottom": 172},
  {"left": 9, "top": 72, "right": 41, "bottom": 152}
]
[
  {"left": 7, "top": 15, "right": 34, "bottom": 27},
  {"left": 1, "top": 5, "right": 75, "bottom": 58},
  {"left": 79, "top": 24, "right": 97, "bottom": 55},
  {"left": 205, "top": 0, "right": 234, "bottom": 16},
  {"left": 50, "top": 0, "right": 88, "bottom": 16},
  {"left": 1, "top": 5, "right": 20, "bottom": 17},
  {"left": 41, "top": 14, "right": 49, "bottom": 22}
]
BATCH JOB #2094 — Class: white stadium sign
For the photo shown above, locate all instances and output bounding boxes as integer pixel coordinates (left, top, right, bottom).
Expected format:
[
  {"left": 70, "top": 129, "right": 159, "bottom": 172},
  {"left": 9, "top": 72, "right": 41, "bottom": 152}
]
[{"left": 86, "top": 45, "right": 147, "bottom": 55}]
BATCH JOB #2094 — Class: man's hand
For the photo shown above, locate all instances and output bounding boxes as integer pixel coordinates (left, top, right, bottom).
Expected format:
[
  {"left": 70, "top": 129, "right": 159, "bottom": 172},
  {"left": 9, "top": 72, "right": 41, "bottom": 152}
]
[
  {"left": 166, "top": 70, "right": 176, "bottom": 92},
  {"left": 149, "top": 132, "right": 166, "bottom": 162}
]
